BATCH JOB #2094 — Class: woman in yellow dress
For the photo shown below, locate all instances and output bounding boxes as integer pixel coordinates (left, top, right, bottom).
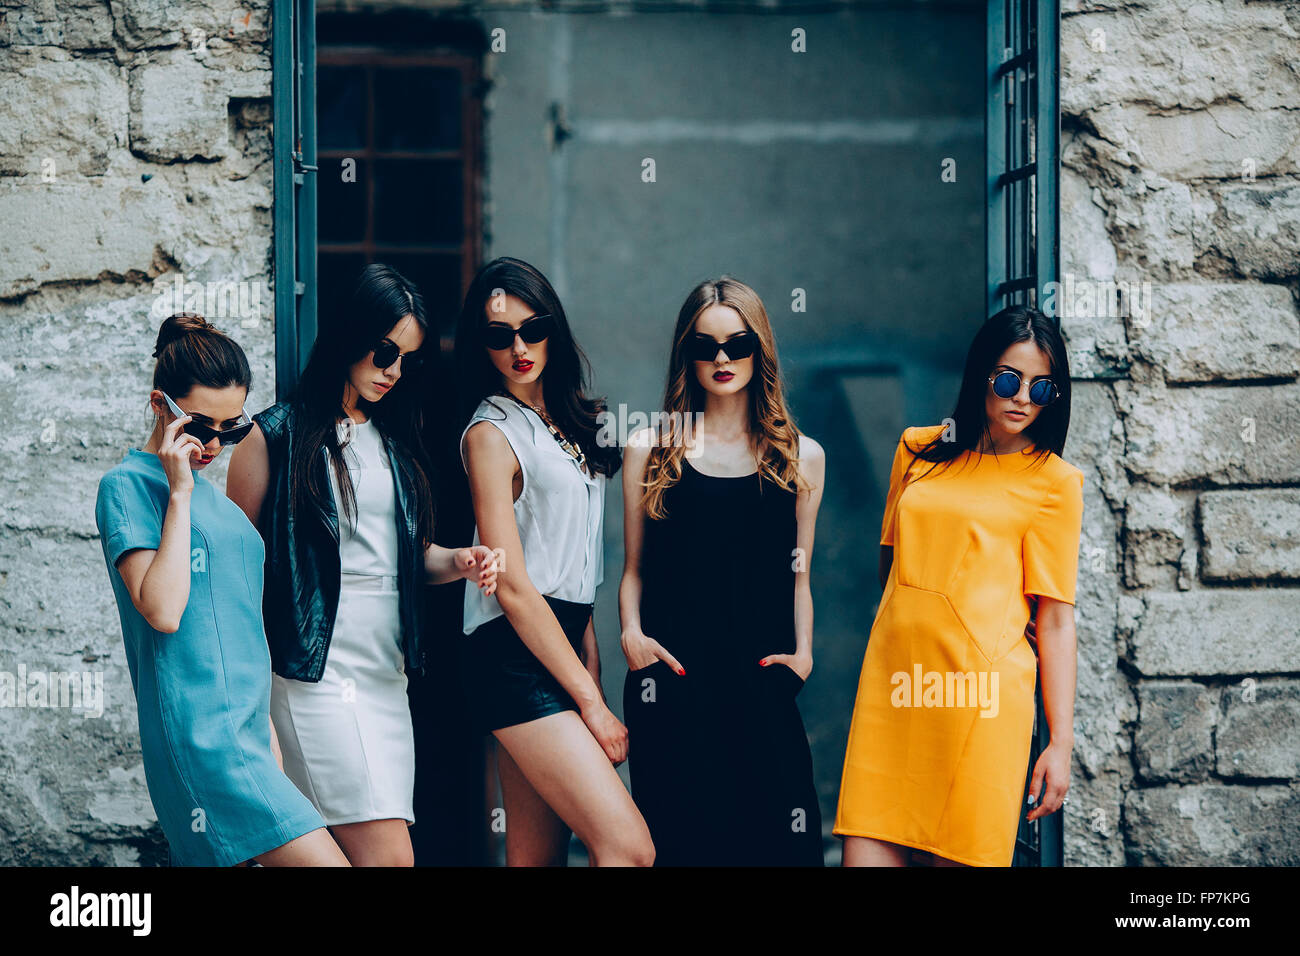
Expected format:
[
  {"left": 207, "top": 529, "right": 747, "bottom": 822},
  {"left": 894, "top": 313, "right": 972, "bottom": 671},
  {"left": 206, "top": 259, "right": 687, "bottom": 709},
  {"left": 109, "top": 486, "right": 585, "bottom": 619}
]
[{"left": 835, "top": 305, "right": 1084, "bottom": 867}]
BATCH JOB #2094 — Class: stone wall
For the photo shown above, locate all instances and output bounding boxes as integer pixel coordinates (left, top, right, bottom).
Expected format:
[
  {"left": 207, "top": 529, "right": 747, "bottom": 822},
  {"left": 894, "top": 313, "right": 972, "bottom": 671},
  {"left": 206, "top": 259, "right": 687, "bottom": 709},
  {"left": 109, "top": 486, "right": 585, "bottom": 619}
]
[
  {"left": 0, "top": 0, "right": 276, "bottom": 863},
  {"left": 1059, "top": 0, "right": 1300, "bottom": 864}
]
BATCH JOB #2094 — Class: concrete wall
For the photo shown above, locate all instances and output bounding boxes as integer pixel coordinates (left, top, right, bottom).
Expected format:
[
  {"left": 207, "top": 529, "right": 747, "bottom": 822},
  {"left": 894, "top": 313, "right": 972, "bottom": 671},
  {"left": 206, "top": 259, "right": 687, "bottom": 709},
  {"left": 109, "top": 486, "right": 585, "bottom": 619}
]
[
  {"left": 1059, "top": 0, "right": 1300, "bottom": 865},
  {"left": 470, "top": 1, "right": 984, "bottom": 857}
]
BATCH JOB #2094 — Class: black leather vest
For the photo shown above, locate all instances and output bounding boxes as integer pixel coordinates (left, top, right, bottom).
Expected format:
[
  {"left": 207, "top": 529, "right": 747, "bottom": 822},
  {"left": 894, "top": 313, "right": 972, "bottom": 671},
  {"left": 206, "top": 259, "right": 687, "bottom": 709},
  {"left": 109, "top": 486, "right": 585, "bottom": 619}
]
[{"left": 254, "top": 400, "right": 426, "bottom": 681}]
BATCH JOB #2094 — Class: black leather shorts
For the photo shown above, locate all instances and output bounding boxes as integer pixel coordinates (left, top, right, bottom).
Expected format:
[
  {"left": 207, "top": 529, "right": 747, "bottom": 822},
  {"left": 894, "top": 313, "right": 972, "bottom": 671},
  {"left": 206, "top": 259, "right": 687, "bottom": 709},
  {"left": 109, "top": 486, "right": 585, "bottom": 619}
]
[{"left": 461, "top": 595, "right": 595, "bottom": 732}]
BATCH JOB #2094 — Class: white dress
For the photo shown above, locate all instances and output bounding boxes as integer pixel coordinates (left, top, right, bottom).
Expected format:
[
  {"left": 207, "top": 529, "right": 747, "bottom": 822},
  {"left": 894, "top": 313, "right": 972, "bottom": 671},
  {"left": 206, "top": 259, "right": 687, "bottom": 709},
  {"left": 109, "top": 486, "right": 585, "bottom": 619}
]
[{"left": 269, "top": 416, "right": 415, "bottom": 826}]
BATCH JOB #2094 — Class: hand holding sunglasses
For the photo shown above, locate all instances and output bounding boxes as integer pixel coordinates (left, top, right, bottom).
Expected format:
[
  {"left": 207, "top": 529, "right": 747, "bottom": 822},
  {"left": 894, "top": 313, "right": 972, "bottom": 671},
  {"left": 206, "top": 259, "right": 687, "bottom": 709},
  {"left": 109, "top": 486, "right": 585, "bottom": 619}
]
[
  {"left": 987, "top": 368, "right": 1060, "bottom": 407},
  {"left": 161, "top": 391, "right": 255, "bottom": 446},
  {"left": 687, "top": 330, "right": 759, "bottom": 363},
  {"left": 482, "top": 314, "right": 555, "bottom": 351}
]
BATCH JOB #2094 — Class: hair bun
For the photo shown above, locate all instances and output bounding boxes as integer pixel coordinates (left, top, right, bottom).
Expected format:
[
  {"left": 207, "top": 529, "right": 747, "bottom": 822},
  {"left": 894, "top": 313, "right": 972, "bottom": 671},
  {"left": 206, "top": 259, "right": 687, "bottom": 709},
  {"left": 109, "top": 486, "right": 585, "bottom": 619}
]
[{"left": 152, "top": 312, "right": 214, "bottom": 358}]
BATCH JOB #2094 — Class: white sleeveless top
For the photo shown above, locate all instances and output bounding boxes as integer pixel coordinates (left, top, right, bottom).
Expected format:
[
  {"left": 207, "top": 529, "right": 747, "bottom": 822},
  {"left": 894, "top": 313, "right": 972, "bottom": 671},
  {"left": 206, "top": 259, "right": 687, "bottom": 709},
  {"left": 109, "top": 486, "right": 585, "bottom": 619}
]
[
  {"left": 326, "top": 416, "right": 399, "bottom": 577},
  {"left": 460, "top": 395, "right": 605, "bottom": 635}
]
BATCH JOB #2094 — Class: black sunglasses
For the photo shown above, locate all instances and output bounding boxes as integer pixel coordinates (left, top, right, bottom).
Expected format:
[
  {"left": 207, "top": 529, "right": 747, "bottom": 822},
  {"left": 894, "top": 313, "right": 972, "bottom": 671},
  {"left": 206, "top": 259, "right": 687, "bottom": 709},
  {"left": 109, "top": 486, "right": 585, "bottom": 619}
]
[
  {"left": 161, "top": 391, "right": 254, "bottom": 446},
  {"left": 988, "top": 368, "right": 1059, "bottom": 407},
  {"left": 483, "top": 314, "right": 555, "bottom": 351},
  {"left": 687, "top": 331, "right": 759, "bottom": 364},
  {"left": 372, "top": 338, "right": 424, "bottom": 373}
]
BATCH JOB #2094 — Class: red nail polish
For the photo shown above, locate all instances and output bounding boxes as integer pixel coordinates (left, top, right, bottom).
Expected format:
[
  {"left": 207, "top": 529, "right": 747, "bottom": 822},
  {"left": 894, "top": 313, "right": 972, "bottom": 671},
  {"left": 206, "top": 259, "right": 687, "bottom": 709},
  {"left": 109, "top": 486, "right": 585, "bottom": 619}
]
[{"left": 678, "top": 668, "right": 685, "bottom": 676}]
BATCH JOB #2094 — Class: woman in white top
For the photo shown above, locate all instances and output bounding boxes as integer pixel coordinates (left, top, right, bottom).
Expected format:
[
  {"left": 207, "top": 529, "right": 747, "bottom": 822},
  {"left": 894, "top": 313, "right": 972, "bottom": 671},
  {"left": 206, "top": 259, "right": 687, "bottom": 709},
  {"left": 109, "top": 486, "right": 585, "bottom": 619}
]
[
  {"left": 455, "top": 257, "right": 654, "bottom": 866},
  {"left": 228, "top": 264, "right": 498, "bottom": 867}
]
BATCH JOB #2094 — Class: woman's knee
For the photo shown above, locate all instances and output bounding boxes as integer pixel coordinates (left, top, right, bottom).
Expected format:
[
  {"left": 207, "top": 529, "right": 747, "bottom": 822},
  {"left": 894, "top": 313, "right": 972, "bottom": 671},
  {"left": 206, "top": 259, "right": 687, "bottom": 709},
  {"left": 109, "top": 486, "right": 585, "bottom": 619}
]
[{"left": 589, "top": 821, "right": 655, "bottom": 867}]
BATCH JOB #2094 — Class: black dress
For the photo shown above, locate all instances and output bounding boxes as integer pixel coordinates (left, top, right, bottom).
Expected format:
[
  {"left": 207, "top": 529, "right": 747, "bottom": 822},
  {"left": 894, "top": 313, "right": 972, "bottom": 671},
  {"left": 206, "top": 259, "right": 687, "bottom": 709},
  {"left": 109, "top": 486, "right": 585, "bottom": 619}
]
[{"left": 622, "top": 458, "right": 824, "bottom": 866}]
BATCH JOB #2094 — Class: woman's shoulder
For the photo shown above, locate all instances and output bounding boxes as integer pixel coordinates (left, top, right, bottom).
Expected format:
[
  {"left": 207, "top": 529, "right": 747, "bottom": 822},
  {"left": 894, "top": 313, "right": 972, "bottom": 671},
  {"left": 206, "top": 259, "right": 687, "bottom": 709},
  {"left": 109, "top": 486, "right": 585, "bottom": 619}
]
[
  {"left": 797, "top": 432, "right": 825, "bottom": 461},
  {"left": 1037, "top": 450, "right": 1085, "bottom": 489},
  {"left": 252, "top": 399, "right": 296, "bottom": 445},
  {"left": 97, "top": 453, "right": 167, "bottom": 509},
  {"left": 794, "top": 433, "right": 826, "bottom": 484},
  {"left": 901, "top": 423, "right": 947, "bottom": 447},
  {"left": 465, "top": 395, "right": 516, "bottom": 426}
]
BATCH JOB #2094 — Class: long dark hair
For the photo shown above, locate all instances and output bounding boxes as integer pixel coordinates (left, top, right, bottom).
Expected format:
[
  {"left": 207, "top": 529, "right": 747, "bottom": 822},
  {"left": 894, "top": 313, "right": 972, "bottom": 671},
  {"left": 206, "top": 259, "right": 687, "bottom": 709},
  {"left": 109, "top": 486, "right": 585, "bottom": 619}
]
[
  {"left": 288, "top": 263, "right": 437, "bottom": 548},
  {"left": 152, "top": 311, "right": 252, "bottom": 399},
  {"left": 453, "top": 256, "right": 621, "bottom": 479},
  {"left": 907, "top": 305, "right": 1071, "bottom": 478}
]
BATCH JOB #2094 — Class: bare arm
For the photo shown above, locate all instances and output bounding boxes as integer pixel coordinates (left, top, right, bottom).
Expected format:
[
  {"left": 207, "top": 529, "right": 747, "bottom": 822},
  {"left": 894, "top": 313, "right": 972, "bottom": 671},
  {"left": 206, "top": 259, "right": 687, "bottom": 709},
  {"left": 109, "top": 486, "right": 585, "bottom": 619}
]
[
  {"left": 580, "top": 614, "right": 601, "bottom": 690},
  {"left": 617, "top": 429, "right": 685, "bottom": 674},
  {"left": 116, "top": 414, "right": 207, "bottom": 633},
  {"left": 225, "top": 421, "right": 269, "bottom": 528},
  {"left": 464, "top": 421, "right": 626, "bottom": 761},
  {"left": 116, "top": 492, "right": 195, "bottom": 634},
  {"left": 761, "top": 435, "right": 825, "bottom": 680},
  {"left": 1026, "top": 595, "right": 1076, "bottom": 821}
]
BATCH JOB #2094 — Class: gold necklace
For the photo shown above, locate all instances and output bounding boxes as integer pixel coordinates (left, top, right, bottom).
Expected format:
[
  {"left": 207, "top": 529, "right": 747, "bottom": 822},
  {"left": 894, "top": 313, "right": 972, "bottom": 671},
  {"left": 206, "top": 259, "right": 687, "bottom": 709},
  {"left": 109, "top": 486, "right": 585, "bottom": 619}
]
[{"left": 497, "top": 391, "right": 588, "bottom": 470}]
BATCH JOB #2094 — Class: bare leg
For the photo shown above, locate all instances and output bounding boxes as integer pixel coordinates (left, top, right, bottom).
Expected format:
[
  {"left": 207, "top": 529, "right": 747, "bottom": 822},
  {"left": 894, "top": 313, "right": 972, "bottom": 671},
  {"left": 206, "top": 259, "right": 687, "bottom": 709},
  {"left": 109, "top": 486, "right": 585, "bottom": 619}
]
[
  {"left": 492, "top": 711, "right": 654, "bottom": 867},
  {"left": 919, "top": 849, "right": 969, "bottom": 867},
  {"left": 251, "top": 827, "right": 351, "bottom": 866},
  {"left": 842, "top": 835, "right": 911, "bottom": 867},
  {"left": 330, "top": 818, "right": 414, "bottom": 867},
  {"left": 497, "top": 744, "right": 570, "bottom": 866}
]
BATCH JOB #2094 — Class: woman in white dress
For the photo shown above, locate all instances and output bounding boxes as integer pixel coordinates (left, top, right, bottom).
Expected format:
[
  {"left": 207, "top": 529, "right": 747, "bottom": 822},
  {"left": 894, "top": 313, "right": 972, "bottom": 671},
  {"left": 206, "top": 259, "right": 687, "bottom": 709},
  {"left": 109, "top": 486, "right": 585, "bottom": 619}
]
[{"left": 228, "top": 264, "right": 498, "bottom": 866}]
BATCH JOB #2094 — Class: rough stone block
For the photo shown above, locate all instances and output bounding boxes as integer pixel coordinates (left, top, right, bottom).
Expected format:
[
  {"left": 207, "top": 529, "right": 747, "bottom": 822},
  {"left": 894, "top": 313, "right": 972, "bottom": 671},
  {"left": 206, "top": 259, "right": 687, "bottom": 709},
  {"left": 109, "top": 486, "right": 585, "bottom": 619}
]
[
  {"left": 1119, "top": 382, "right": 1300, "bottom": 486},
  {"left": 1122, "top": 484, "right": 1188, "bottom": 589},
  {"left": 1088, "top": 103, "right": 1300, "bottom": 181},
  {"left": 1200, "top": 489, "right": 1300, "bottom": 583},
  {"left": 1061, "top": 3, "right": 1300, "bottom": 116},
  {"left": 1134, "top": 681, "right": 1216, "bottom": 783},
  {"left": 1128, "top": 283, "right": 1300, "bottom": 382},
  {"left": 1124, "top": 783, "right": 1300, "bottom": 865},
  {"left": 1131, "top": 590, "right": 1300, "bottom": 676},
  {"left": 1217, "top": 680, "right": 1300, "bottom": 779},
  {"left": 1195, "top": 182, "right": 1300, "bottom": 281},
  {"left": 128, "top": 57, "right": 229, "bottom": 161},
  {"left": 0, "top": 57, "right": 127, "bottom": 177},
  {"left": 0, "top": 178, "right": 186, "bottom": 298}
]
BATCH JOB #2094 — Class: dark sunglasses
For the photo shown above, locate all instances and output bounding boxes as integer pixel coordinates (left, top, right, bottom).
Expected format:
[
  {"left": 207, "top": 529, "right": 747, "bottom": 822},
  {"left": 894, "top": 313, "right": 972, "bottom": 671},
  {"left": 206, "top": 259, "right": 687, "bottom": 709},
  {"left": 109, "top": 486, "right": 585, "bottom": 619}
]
[
  {"left": 483, "top": 314, "right": 555, "bottom": 351},
  {"left": 161, "top": 391, "right": 254, "bottom": 446},
  {"left": 687, "top": 331, "right": 759, "bottom": 363},
  {"left": 988, "top": 368, "right": 1059, "bottom": 407},
  {"left": 371, "top": 338, "right": 424, "bottom": 373}
]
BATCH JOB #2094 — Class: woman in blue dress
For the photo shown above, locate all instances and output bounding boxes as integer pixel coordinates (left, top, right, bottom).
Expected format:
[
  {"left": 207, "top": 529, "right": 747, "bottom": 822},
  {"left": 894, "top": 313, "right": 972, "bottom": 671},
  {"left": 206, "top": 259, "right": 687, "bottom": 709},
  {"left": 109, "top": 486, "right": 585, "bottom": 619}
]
[{"left": 94, "top": 312, "right": 348, "bottom": 866}]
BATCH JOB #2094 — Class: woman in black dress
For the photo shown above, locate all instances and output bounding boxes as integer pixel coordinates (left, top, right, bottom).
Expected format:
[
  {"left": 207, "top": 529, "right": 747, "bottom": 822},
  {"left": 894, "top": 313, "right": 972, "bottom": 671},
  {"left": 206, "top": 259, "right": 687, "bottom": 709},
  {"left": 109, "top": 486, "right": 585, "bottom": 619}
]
[{"left": 620, "top": 276, "right": 826, "bottom": 866}]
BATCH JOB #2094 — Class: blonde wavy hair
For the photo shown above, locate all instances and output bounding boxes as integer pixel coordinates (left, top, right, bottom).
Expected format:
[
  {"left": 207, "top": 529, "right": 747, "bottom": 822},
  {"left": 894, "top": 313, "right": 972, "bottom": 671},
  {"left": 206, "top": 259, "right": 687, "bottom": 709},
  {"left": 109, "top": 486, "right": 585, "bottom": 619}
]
[{"left": 641, "top": 276, "right": 811, "bottom": 519}]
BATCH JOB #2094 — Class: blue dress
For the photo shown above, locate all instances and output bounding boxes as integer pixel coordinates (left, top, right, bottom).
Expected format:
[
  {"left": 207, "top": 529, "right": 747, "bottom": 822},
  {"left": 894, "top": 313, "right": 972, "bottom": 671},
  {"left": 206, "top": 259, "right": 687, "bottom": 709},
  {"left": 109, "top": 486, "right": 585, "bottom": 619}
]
[{"left": 95, "top": 448, "right": 326, "bottom": 866}]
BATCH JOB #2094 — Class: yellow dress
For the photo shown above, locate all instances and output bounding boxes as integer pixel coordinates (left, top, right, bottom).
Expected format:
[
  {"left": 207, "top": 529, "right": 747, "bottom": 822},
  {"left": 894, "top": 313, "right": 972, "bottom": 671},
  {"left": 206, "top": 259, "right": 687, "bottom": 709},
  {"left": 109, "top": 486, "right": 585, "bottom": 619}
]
[{"left": 834, "top": 424, "right": 1084, "bottom": 866}]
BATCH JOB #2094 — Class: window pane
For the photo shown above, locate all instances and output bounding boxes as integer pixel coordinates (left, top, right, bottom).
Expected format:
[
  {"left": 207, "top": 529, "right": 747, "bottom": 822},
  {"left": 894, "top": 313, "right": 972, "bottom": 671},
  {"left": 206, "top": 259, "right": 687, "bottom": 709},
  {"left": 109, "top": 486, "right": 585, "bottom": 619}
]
[
  {"left": 319, "top": 66, "right": 368, "bottom": 151},
  {"left": 375, "top": 67, "right": 461, "bottom": 151},
  {"left": 373, "top": 159, "right": 463, "bottom": 245},
  {"left": 318, "top": 157, "right": 368, "bottom": 242},
  {"left": 383, "top": 253, "right": 463, "bottom": 334},
  {"left": 318, "top": 253, "right": 368, "bottom": 319}
]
